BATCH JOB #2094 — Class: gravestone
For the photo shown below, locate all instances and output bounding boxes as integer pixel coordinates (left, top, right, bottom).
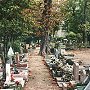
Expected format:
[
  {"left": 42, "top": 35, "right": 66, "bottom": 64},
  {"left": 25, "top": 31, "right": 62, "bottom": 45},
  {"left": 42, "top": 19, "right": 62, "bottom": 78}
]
[
  {"left": 73, "top": 62, "right": 79, "bottom": 82},
  {"left": 7, "top": 47, "right": 14, "bottom": 64},
  {"left": 5, "top": 64, "right": 11, "bottom": 83},
  {"left": 61, "top": 48, "right": 65, "bottom": 55},
  {"left": 26, "top": 44, "right": 29, "bottom": 49},
  {"left": 60, "top": 44, "right": 66, "bottom": 55},
  {"left": 20, "top": 46, "right": 23, "bottom": 54},
  {"left": 15, "top": 52, "right": 19, "bottom": 64},
  {"left": 62, "top": 83, "right": 67, "bottom": 90},
  {"left": 80, "top": 70, "right": 86, "bottom": 83},
  {"left": 55, "top": 49, "right": 59, "bottom": 58}
]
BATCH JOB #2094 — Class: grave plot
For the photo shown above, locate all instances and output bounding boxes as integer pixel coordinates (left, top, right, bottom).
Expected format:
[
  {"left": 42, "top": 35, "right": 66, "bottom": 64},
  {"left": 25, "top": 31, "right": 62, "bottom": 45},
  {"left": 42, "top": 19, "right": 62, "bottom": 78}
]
[
  {"left": 44, "top": 50, "right": 76, "bottom": 89},
  {"left": 45, "top": 47, "right": 90, "bottom": 90},
  {"left": 2, "top": 52, "right": 30, "bottom": 90}
]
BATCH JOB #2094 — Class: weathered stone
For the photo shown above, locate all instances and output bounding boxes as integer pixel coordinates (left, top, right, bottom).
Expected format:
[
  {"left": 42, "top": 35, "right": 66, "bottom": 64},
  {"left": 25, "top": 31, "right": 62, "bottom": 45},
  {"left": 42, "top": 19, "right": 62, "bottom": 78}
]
[
  {"left": 73, "top": 62, "right": 79, "bottom": 82},
  {"left": 15, "top": 52, "right": 19, "bottom": 64},
  {"left": 62, "top": 83, "right": 67, "bottom": 90}
]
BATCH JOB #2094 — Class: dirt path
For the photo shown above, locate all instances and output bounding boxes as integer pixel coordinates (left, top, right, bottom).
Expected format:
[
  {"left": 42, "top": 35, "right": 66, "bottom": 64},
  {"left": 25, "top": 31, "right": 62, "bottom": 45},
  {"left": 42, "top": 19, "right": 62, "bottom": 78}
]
[{"left": 24, "top": 47, "right": 60, "bottom": 90}]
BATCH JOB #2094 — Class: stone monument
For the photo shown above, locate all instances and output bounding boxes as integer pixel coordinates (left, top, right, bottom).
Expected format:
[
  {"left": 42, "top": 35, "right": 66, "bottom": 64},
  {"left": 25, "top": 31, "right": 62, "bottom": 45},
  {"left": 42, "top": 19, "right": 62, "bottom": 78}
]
[
  {"left": 73, "top": 62, "right": 79, "bottom": 82},
  {"left": 7, "top": 47, "right": 14, "bottom": 64}
]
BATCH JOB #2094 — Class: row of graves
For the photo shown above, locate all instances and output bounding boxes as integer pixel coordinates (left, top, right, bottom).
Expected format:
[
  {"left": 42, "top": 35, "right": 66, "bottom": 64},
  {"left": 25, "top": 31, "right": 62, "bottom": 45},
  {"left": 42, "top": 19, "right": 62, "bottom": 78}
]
[
  {"left": 0, "top": 47, "right": 30, "bottom": 90},
  {"left": 45, "top": 45, "right": 90, "bottom": 90}
]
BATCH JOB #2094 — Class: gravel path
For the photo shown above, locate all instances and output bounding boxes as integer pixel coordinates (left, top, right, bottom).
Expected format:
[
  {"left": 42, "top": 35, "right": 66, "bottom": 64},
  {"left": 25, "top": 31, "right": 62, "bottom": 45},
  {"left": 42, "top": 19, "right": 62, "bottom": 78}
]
[{"left": 24, "top": 48, "right": 60, "bottom": 90}]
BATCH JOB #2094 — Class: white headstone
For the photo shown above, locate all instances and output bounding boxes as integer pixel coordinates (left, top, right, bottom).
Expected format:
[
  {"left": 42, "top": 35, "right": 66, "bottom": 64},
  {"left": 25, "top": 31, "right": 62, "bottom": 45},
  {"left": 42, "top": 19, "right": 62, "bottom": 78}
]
[
  {"left": 8, "top": 47, "right": 14, "bottom": 57},
  {"left": 61, "top": 49, "right": 65, "bottom": 55},
  {"left": 6, "top": 64, "right": 11, "bottom": 83},
  {"left": 80, "top": 70, "right": 86, "bottom": 83},
  {"left": 7, "top": 47, "right": 14, "bottom": 64},
  {"left": 55, "top": 49, "right": 59, "bottom": 58}
]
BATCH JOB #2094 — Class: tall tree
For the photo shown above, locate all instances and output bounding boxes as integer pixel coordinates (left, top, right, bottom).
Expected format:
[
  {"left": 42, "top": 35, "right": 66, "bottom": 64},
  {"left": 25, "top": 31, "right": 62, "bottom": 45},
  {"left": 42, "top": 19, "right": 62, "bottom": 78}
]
[
  {"left": 0, "top": 0, "right": 29, "bottom": 79},
  {"left": 62, "top": 0, "right": 90, "bottom": 46},
  {"left": 39, "top": 0, "right": 52, "bottom": 55},
  {"left": 22, "top": 0, "right": 66, "bottom": 55}
]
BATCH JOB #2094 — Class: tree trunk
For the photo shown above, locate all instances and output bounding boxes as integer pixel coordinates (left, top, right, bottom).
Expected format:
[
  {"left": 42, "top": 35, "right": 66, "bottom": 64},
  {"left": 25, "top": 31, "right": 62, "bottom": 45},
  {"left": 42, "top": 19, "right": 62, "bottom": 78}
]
[
  {"left": 39, "top": 36, "right": 46, "bottom": 56},
  {"left": 39, "top": 0, "right": 52, "bottom": 55},
  {"left": 2, "top": 36, "right": 9, "bottom": 80},
  {"left": 83, "top": 0, "right": 88, "bottom": 47}
]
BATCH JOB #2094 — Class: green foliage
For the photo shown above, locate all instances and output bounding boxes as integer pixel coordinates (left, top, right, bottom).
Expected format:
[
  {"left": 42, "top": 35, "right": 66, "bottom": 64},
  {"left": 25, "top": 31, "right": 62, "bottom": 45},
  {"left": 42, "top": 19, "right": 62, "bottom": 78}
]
[
  {"left": 12, "top": 40, "right": 21, "bottom": 53},
  {"left": 0, "top": 0, "right": 30, "bottom": 41},
  {"left": 62, "top": 0, "right": 90, "bottom": 45},
  {"left": 63, "top": 0, "right": 83, "bottom": 33},
  {"left": 66, "top": 32, "right": 76, "bottom": 40},
  {"left": 84, "top": 21, "right": 90, "bottom": 31}
]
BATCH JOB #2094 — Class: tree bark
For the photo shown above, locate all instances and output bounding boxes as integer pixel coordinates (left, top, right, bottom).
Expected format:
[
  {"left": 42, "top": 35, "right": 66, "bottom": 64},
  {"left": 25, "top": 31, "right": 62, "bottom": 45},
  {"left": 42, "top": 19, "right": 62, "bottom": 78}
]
[
  {"left": 39, "top": 0, "right": 52, "bottom": 56},
  {"left": 2, "top": 36, "right": 9, "bottom": 80},
  {"left": 83, "top": 0, "right": 88, "bottom": 47},
  {"left": 39, "top": 36, "right": 46, "bottom": 56}
]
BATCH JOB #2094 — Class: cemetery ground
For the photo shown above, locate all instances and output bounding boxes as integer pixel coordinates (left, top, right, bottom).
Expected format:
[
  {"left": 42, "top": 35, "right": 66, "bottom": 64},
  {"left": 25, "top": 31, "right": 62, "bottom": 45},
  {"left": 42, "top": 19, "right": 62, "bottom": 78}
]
[
  {"left": 24, "top": 47, "right": 90, "bottom": 90},
  {"left": 24, "top": 47, "right": 60, "bottom": 90},
  {"left": 67, "top": 48, "right": 90, "bottom": 65},
  {"left": 1, "top": 47, "right": 90, "bottom": 90}
]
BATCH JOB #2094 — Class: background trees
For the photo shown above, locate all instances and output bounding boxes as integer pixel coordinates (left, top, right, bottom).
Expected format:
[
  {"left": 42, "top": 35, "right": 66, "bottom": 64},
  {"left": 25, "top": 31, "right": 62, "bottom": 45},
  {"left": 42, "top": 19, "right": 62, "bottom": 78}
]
[
  {"left": 62, "top": 0, "right": 90, "bottom": 48},
  {"left": 22, "top": 0, "right": 66, "bottom": 55},
  {"left": 0, "top": 0, "right": 90, "bottom": 56}
]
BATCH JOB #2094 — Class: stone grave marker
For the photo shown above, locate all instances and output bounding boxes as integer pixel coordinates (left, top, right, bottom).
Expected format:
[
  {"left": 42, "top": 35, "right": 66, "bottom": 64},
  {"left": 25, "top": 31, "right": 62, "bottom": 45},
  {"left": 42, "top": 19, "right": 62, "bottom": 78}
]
[
  {"left": 5, "top": 63, "right": 11, "bottom": 83},
  {"left": 7, "top": 47, "right": 14, "bottom": 64},
  {"left": 80, "top": 70, "right": 86, "bottom": 83},
  {"left": 15, "top": 52, "right": 19, "bottom": 64},
  {"left": 73, "top": 62, "right": 79, "bottom": 82},
  {"left": 62, "top": 83, "right": 67, "bottom": 90}
]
